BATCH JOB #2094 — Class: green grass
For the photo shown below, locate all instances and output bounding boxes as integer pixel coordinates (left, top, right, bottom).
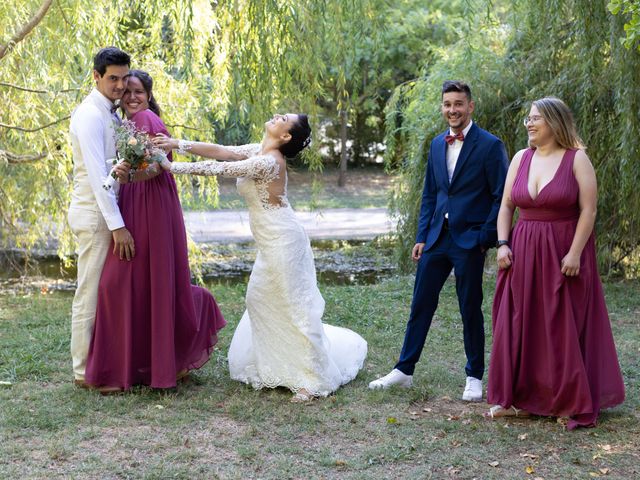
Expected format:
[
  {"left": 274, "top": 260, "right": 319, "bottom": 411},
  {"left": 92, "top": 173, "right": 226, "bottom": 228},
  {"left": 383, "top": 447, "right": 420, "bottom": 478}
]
[
  {"left": 1, "top": 275, "right": 638, "bottom": 479},
  {"left": 182, "top": 166, "right": 393, "bottom": 211}
]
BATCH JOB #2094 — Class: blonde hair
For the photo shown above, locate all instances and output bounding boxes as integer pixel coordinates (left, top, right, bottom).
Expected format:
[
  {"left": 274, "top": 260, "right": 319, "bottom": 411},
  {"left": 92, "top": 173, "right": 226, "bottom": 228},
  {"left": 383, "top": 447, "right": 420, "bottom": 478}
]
[{"left": 530, "top": 97, "right": 585, "bottom": 150}]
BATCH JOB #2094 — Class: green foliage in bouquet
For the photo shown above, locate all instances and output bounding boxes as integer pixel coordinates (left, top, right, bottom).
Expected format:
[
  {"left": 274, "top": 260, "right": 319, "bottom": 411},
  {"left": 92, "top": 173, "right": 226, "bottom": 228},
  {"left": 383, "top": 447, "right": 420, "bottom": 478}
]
[{"left": 114, "top": 120, "right": 166, "bottom": 169}]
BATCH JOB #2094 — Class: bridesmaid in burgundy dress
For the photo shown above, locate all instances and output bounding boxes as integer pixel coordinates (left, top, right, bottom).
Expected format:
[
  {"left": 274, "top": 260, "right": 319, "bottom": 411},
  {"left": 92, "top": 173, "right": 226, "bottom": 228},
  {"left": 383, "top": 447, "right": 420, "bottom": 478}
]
[
  {"left": 85, "top": 71, "right": 227, "bottom": 392},
  {"left": 486, "top": 97, "right": 624, "bottom": 429}
]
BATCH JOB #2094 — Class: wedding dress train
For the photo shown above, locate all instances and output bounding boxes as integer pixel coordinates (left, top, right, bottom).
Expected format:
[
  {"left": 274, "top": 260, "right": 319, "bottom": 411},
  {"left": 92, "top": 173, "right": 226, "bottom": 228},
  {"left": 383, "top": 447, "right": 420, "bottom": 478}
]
[{"left": 170, "top": 144, "right": 367, "bottom": 396}]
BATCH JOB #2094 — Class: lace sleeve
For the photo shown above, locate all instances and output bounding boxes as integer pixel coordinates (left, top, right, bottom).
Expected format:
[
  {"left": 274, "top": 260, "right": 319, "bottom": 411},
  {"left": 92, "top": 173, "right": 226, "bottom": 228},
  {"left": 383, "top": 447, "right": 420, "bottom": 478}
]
[
  {"left": 224, "top": 143, "right": 261, "bottom": 158},
  {"left": 170, "top": 154, "right": 280, "bottom": 181}
]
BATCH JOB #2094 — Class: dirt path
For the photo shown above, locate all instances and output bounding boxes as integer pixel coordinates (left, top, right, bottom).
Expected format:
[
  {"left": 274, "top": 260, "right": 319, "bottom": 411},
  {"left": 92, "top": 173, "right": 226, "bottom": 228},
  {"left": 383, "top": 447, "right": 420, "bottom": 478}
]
[{"left": 184, "top": 207, "right": 394, "bottom": 242}]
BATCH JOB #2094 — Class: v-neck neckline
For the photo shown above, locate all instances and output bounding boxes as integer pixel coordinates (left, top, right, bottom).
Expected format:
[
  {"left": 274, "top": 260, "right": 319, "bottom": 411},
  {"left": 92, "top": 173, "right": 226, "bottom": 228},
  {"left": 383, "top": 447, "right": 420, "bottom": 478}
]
[{"left": 525, "top": 149, "right": 568, "bottom": 202}]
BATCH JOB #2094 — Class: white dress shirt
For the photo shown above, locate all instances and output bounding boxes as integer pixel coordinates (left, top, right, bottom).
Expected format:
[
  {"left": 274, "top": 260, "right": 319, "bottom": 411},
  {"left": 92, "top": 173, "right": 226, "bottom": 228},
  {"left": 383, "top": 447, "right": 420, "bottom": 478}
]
[
  {"left": 69, "top": 89, "right": 124, "bottom": 231},
  {"left": 446, "top": 119, "right": 473, "bottom": 183}
]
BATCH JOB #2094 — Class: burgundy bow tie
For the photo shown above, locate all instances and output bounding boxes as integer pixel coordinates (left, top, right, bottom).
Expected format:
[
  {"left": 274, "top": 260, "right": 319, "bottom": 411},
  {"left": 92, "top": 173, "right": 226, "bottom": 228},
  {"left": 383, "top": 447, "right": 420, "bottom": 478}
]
[{"left": 445, "top": 132, "right": 465, "bottom": 145}]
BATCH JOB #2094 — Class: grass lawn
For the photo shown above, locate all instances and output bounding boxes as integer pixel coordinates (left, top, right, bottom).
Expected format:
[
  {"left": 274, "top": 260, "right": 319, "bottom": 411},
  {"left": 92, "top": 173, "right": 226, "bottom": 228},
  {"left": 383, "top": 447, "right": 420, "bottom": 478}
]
[
  {"left": 0, "top": 274, "right": 638, "bottom": 479},
  {"left": 182, "top": 166, "right": 393, "bottom": 211}
]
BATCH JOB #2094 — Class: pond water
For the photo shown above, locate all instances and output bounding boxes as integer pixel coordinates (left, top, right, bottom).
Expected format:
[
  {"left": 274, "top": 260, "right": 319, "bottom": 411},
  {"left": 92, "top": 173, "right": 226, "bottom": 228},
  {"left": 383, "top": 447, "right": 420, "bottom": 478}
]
[{"left": 0, "top": 240, "right": 396, "bottom": 294}]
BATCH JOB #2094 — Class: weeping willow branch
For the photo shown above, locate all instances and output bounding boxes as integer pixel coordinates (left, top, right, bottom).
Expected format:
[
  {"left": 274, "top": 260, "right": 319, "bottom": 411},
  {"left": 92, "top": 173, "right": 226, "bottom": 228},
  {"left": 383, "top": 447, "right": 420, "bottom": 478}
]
[
  {"left": 0, "top": 183, "right": 19, "bottom": 230},
  {"left": 0, "top": 115, "right": 71, "bottom": 133},
  {"left": 56, "top": 0, "right": 73, "bottom": 29},
  {"left": 0, "top": 81, "right": 80, "bottom": 94},
  {"left": 0, "top": 0, "right": 54, "bottom": 61},
  {"left": 0, "top": 149, "right": 47, "bottom": 164},
  {"left": 164, "top": 123, "right": 203, "bottom": 131}
]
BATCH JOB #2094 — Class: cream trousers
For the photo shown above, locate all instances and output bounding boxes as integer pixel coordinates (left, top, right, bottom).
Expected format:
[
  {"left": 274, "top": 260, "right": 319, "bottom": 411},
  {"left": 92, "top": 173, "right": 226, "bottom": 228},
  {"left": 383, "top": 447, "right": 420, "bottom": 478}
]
[{"left": 68, "top": 207, "right": 112, "bottom": 380}]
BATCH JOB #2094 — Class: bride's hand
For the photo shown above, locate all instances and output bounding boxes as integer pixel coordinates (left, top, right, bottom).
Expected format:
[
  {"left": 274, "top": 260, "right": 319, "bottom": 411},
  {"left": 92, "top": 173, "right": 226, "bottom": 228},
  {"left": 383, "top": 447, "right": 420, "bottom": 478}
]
[{"left": 153, "top": 134, "right": 178, "bottom": 152}]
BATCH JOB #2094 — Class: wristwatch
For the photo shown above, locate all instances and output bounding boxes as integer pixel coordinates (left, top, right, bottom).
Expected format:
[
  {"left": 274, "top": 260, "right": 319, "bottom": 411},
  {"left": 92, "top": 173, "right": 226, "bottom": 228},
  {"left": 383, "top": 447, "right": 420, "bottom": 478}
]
[{"left": 496, "top": 240, "right": 510, "bottom": 248}]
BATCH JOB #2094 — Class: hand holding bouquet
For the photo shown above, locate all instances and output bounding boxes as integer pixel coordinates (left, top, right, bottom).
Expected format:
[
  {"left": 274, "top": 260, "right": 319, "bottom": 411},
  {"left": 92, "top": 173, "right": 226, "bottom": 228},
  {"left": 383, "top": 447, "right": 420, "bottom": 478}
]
[{"left": 103, "top": 120, "right": 168, "bottom": 191}]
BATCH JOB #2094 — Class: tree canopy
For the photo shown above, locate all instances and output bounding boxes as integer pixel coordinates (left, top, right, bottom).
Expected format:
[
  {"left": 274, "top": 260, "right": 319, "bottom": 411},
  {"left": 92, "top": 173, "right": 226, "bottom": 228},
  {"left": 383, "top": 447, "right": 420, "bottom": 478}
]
[
  {"left": 384, "top": 0, "right": 640, "bottom": 276},
  {"left": 0, "top": 0, "right": 375, "bottom": 256},
  {"left": 1, "top": 0, "right": 638, "bottom": 275}
]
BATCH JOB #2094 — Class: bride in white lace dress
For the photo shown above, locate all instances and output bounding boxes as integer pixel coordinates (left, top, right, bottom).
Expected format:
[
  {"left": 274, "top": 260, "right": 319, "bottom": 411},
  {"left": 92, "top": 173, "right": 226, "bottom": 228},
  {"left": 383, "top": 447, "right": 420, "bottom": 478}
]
[{"left": 155, "top": 113, "right": 367, "bottom": 401}]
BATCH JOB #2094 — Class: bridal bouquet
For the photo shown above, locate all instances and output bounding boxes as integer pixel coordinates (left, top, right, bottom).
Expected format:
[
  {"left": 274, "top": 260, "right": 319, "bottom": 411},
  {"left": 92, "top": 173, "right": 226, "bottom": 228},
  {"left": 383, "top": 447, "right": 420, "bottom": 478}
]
[{"left": 103, "top": 120, "right": 167, "bottom": 190}]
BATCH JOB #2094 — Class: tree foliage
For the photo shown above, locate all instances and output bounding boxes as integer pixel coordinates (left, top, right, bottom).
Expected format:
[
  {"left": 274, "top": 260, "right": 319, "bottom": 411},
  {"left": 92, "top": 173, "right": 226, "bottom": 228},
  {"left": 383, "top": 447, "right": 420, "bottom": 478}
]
[
  {"left": 317, "top": 0, "right": 465, "bottom": 184},
  {"left": 608, "top": 0, "right": 640, "bottom": 50},
  {"left": 1, "top": 0, "right": 638, "bottom": 276},
  {"left": 0, "top": 0, "right": 373, "bottom": 258},
  {"left": 384, "top": 0, "right": 640, "bottom": 276}
]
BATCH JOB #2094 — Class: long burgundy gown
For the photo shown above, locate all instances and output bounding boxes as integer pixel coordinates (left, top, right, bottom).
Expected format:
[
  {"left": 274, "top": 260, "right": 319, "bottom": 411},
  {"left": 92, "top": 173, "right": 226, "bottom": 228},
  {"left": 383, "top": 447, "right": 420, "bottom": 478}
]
[
  {"left": 488, "top": 148, "right": 625, "bottom": 430},
  {"left": 85, "top": 109, "right": 226, "bottom": 389}
]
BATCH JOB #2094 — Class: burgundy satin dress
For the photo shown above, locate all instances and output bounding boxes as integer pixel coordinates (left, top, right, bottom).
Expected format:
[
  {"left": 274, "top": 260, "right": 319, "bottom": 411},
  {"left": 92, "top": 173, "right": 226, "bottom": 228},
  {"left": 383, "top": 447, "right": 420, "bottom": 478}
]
[
  {"left": 488, "top": 148, "right": 624, "bottom": 429},
  {"left": 86, "top": 109, "right": 226, "bottom": 389}
]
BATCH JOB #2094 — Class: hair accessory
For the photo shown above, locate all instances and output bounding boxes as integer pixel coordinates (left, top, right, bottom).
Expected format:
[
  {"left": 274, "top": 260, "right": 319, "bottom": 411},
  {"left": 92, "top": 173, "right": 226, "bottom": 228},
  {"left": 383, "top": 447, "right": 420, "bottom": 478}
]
[{"left": 302, "top": 133, "right": 312, "bottom": 148}]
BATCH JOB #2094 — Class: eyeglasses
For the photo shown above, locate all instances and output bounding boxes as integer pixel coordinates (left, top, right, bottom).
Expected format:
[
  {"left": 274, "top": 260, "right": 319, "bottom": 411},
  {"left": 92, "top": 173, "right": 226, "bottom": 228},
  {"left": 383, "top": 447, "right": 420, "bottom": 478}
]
[{"left": 523, "top": 115, "right": 544, "bottom": 126}]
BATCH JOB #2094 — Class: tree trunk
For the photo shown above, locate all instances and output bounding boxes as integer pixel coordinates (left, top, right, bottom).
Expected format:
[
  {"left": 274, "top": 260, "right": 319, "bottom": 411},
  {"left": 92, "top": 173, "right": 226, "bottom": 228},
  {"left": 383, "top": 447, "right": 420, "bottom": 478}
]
[{"left": 338, "top": 107, "right": 348, "bottom": 187}]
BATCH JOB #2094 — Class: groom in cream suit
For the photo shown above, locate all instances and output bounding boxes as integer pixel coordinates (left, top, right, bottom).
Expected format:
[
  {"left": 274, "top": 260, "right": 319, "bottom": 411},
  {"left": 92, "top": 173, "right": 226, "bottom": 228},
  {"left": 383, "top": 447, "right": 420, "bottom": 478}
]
[{"left": 68, "top": 47, "right": 134, "bottom": 386}]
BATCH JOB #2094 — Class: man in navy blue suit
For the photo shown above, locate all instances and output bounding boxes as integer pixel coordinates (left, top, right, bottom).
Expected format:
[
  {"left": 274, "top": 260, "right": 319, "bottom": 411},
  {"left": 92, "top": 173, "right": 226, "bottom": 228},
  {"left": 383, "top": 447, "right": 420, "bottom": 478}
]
[{"left": 369, "top": 81, "right": 508, "bottom": 401}]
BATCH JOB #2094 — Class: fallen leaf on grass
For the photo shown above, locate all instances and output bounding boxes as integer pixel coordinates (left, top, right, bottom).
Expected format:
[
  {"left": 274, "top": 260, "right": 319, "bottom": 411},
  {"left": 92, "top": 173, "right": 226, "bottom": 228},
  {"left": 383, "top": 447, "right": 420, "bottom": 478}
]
[
  {"left": 422, "top": 407, "right": 432, "bottom": 413},
  {"left": 451, "top": 441, "right": 462, "bottom": 448},
  {"left": 533, "top": 477, "right": 545, "bottom": 480},
  {"left": 599, "top": 468, "right": 610, "bottom": 475},
  {"left": 386, "top": 417, "right": 397, "bottom": 424},
  {"left": 335, "top": 460, "right": 347, "bottom": 466},
  {"left": 447, "top": 415, "right": 460, "bottom": 421},
  {"left": 600, "top": 444, "right": 612, "bottom": 451},
  {"left": 589, "top": 473, "right": 601, "bottom": 478},
  {"left": 488, "top": 461, "right": 500, "bottom": 467},
  {"left": 518, "top": 433, "right": 528, "bottom": 440},
  {"left": 154, "top": 405, "right": 165, "bottom": 409},
  {"left": 409, "top": 410, "right": 419, "bottom": 415},
  {"left": 462, "top": 418, "right": 472, "bottom": 425},
  {"left": 520, "top": 453, "right": 539, "bottom": 460},
  {"left": 525, "top": 465, "right": 535, "bottom": 474}
]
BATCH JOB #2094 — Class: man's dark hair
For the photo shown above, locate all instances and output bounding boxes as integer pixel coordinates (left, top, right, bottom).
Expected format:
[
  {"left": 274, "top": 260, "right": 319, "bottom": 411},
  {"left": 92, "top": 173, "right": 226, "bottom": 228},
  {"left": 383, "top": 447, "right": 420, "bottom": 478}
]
[
  {"left": 279, "top": 114, "right": 312, "bottom": 159},
  {"left": 442, "top": 80, "right": 472, "bottom": 101},
  {"left": 93, "top": 47, "right": 131, "bottom": 76}
]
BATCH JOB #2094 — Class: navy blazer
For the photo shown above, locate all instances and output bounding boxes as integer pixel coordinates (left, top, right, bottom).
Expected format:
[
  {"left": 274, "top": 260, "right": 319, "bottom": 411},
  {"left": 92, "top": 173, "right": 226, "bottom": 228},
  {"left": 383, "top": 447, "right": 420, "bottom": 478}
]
[{"left": 416, "top": 122, "right": 508, "bottom": 251}]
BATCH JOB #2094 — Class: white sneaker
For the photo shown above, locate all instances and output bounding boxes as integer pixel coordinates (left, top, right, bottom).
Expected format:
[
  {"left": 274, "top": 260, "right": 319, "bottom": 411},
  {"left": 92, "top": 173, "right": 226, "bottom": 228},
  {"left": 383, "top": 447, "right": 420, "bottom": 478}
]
[
  {"left": 462, "top": 376, "right": 483, "bottom": 402},
  {"left": 368, "top": 369, "right": 413, "bottom": 390}
]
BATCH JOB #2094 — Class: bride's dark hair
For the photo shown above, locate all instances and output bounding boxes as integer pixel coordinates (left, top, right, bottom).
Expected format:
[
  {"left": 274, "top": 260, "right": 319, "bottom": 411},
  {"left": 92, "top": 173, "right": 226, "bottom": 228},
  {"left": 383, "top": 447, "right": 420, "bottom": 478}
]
[
  {"left": 279, "top": 114, "right": 311, "bottom": 158},
  {"left": 127, "top": 70, "right": 161, "bottom": 117}
]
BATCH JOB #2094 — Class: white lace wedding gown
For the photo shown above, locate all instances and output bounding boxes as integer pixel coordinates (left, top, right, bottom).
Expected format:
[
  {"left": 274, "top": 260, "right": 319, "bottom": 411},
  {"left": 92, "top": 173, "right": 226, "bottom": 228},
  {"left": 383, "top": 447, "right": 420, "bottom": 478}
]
[{"left": 170, "top": 144, "right": 367, "bottom": 396}]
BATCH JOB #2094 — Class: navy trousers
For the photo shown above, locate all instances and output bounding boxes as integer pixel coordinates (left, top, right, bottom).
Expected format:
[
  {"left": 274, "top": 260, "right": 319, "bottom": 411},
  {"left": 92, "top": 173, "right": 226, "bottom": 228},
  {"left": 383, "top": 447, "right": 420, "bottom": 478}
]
[{"left": 395, "top": 228, "right": 486, "bottom": 379}]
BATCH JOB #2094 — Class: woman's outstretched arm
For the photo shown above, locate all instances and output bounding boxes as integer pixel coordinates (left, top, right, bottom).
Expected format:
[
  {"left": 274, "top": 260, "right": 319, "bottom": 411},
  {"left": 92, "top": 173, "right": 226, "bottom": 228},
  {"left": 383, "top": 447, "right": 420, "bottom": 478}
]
[
  {"left": 161, "top": 154, "right": 279, "bottom": 181},
  {"left": 153, "top": 135, "right": 252, "bottom": 161}
]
